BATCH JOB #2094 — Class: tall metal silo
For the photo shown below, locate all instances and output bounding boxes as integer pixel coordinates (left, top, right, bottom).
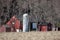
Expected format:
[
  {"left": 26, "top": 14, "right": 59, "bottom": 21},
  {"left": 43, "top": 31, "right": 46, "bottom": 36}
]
[{"left": 23, "top": 14, "right": 29, "bottom": 32}]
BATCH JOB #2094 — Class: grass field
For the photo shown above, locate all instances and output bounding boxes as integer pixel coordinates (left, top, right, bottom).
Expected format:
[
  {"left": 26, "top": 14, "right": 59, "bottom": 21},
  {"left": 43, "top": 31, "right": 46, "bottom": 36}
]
[{"left": 0, "top": 31, "right": 60, "bottom": 40}]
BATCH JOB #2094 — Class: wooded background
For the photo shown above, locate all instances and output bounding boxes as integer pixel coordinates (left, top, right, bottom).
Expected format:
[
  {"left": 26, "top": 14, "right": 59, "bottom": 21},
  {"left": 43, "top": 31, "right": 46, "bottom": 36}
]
[{"left": 0, "top": 0, "right": 60, "bottom": 27}]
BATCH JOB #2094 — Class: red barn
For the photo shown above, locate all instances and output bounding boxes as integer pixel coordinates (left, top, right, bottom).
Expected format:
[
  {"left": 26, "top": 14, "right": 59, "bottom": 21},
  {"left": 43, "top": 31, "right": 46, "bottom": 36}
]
[{"left": 7, "top": 16, "right": 22, "bottom": 32}]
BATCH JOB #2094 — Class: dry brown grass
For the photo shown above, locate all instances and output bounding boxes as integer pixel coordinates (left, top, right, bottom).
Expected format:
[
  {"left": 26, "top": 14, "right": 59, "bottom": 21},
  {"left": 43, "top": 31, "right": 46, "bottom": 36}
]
[{"left": 0, "top": 31, "right": 60, "bottom": 40}]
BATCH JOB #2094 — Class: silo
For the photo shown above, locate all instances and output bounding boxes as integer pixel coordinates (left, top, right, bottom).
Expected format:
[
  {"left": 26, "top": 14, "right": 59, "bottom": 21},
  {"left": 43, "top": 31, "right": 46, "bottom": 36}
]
[{"left": 23, "top": 14, "right": 29, "bottom": 32}]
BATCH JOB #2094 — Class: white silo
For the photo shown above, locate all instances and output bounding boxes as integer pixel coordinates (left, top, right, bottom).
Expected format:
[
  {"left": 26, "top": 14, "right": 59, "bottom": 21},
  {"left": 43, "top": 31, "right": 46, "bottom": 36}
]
[{"left": 23, "top": 13, "right": 29, "bottom": 32}]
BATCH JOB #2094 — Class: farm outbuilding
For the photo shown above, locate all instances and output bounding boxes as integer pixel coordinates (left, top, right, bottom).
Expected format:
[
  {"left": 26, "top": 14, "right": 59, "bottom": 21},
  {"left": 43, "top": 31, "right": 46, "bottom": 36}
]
[{"left": 6, "top": 16, "right": 22, "bottom": 32}]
